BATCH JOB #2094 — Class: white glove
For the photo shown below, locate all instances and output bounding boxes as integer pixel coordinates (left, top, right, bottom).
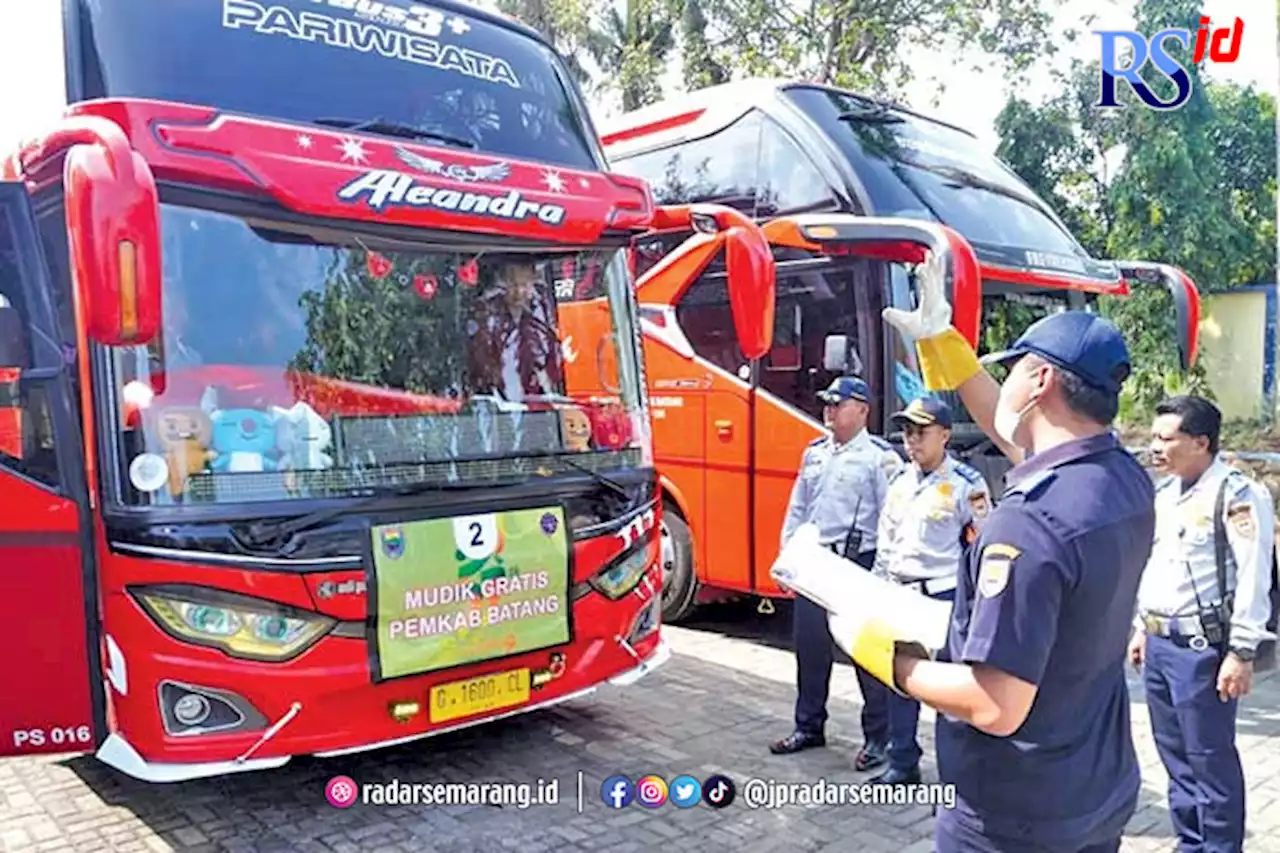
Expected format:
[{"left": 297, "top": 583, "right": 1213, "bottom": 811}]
[{"left": 881, "top": 250, "right": 952, "bottom": 340}]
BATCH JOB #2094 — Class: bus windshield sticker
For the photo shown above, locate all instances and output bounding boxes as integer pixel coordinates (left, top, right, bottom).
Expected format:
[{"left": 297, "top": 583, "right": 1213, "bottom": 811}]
[
  {"left": 222, "top": 0, "right": 523, "bottom": 89},
  {"left": 337, "top": 169, "right": 568, "bottom": 225},
  {"left": 369, "top": 506, "right": 571, "bottom": 680}
]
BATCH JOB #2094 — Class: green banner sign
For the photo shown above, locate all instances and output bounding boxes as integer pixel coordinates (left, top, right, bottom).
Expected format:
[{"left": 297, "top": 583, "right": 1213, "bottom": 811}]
[{"left": 370, "top": 506, "right": 571, "bottom": 680}]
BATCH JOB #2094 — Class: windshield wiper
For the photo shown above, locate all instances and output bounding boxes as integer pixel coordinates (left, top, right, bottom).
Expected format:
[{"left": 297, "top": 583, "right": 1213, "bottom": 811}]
[
  {"left": 232, "top": 479, "right": 480, "bottom": 552},
  {"left": 556, "top": 454, "right": 632, "bottom": 501},
  {"left": 312, "top": 116, "right": 476, "bottom": 149}
]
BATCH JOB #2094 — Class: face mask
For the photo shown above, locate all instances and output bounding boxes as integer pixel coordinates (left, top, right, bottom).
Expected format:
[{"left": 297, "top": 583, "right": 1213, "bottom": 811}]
[{"left": 993, "top": 379, "right": 1039, "bottom": 449}]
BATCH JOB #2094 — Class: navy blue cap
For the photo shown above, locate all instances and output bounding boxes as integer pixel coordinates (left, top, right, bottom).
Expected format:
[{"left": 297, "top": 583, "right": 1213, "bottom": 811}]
[
  {"left": 891, "top": 396, "right": 953, "bottom": 429},
  {"left": 817, "top": 376, "right": 869, "bottom": 405},
  {"left": 980, "top": 311, "right": 1131, "bottom": 394}
]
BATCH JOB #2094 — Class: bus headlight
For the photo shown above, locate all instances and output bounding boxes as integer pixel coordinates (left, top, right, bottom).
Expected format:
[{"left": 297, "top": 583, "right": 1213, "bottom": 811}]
[
  {"left": 131, "top": 584, "right": 336, "bottom": 662},
  {"left": 590, "top": 536, "right": 657, "bottom": 599}
]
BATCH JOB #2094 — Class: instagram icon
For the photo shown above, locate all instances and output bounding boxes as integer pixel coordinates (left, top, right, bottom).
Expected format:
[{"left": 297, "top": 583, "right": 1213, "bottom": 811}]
[{"left": 636, "top": 775, "right": 668, "bottom": 808}]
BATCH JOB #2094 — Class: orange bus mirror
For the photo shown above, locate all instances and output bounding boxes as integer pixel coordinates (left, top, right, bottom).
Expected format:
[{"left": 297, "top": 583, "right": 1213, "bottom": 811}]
[
  {"left": 723, "top": 225, "right": 776, "bottom": 360},
  {"left": 64, "top": 144, "right": 163, "bottom": 347}
]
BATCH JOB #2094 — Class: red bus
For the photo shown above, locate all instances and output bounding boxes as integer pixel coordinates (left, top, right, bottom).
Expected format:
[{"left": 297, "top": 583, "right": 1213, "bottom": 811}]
[
  {"left": 0, "top": 1, "right": 774, "bottom": 781},
  {"left": 596, "top": 79, "right": 1202, "bottom": 622}
]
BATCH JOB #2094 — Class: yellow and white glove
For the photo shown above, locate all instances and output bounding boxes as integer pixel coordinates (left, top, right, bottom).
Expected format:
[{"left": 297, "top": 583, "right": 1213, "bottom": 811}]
[
  {"left": 770, "top": 524, "right": 952, "bottom": 695},
  {"left": 881, "top": 250, "right": 982, "bottom": 391}
]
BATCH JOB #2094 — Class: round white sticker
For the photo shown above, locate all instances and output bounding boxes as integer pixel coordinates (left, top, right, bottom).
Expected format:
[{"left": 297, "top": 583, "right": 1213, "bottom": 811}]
[
  {"left": 453, "top": 514, "right": 498, "bottom": 560},
  {"left": 129, "top": 453, "right": 169, "bottom": 493}
]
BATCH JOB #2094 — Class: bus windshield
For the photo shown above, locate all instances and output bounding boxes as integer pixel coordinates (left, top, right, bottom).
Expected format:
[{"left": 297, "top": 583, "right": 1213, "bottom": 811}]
[
  {"left": 782, "top": 85, "right": 1088, "bottom": 260},
  {"left": 69, "top": 0, "right": 599, "bottom": 170},
  {"left": 887, "top": 270, "right": 1080, "bottom": 440},
  {"left": 102, "top": 204, "right": 647, "bottom": 506}
]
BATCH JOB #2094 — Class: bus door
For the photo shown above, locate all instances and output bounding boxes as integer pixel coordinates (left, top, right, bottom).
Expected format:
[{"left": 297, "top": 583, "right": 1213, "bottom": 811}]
[
  {"left": 751, "top": 253, "right": 884, "bottom": 592},
  {"left": 0, "top": 183, "right": 104, "bottom": 757}
]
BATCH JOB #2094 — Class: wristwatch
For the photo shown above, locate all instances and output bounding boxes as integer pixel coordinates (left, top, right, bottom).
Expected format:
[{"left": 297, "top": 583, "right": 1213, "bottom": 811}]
[{"left": 1229, "top": 646, "right": 1256, "bottom": 662}]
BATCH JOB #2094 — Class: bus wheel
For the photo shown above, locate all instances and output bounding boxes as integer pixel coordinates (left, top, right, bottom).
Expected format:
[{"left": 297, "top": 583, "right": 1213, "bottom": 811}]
[{"left": 659, "top": 505, "right": 698, "bottom": 624}]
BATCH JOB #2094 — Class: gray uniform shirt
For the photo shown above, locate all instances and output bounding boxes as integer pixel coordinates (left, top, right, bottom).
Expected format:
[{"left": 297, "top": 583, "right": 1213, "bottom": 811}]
[
  {"left": 873, "top": 453, "right": 992, "bottom": 583},
  {"left": 1136, "top": 457, "right": 1277, "bottom": 651},
  {"left": 781, "top": 429, "right": 905, "bottom": 555}
]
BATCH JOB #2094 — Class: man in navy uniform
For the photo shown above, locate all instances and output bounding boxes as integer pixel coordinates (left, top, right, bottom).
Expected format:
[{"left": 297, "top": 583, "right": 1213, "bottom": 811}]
[
  {"left": 797, "top": 255, "right": 1158, "bottom": 852},
  {"left": 770, "top": 375, "right": 904, "bottom": 772},
  {"left": 872, "top": 395, "right": 992, "bottom": 786},
  {"left": 1130, "top": 394, "right": 1276, "bottom": 852}
]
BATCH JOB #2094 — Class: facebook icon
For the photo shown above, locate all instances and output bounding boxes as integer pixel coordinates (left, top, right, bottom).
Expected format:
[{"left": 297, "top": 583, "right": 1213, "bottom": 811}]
[{"left": 601, "top": 775, "right": 634, "bottom": 808}]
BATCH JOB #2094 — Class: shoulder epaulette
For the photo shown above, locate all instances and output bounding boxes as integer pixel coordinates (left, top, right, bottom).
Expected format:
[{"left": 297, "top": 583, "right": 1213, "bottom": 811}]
[
  {"left": 806, "top": 436, "right": 826, "bottom": 448},
  {"left": 869, "top": 435, "right": 892, "bottom": 450},
  {"left": 953, "top": 460, "right": 983, "bottom": 486},
  {"left": 1006, "top": 468, "right": 1057, "bottom": 499},
  {"left": 1224, "top": 468, "right": 1254, "bottom": 499}
]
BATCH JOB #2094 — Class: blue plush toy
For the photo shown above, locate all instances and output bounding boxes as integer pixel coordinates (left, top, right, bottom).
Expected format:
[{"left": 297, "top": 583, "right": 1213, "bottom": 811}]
[{"left": 209, "top": 408, "right": 280, "bottom": 473}]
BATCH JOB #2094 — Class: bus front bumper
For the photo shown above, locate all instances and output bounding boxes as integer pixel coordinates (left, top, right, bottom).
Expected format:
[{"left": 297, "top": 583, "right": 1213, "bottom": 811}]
[{"left": 95, "top": 636, "right": 672, "bottom": 784}]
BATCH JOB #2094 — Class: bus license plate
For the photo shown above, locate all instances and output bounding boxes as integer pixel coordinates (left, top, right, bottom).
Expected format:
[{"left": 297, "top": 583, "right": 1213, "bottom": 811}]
[{"left": 430, "top": 668, "right": 531, "bottom": 723}]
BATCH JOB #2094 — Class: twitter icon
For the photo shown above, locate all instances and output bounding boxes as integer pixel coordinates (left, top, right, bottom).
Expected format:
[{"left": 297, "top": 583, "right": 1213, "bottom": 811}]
[{"left": 670, "top": 775, "right": 702, "bottom": 808}]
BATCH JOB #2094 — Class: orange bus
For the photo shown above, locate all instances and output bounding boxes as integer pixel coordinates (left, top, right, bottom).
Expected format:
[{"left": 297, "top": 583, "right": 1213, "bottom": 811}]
[{"left": 595, "top": 79, "right": 1203, "bottom": 622}]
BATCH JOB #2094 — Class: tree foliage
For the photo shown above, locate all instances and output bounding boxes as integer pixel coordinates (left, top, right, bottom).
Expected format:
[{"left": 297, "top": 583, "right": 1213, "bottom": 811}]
[
  {"left": 497, "top": 0, "right": 1066, "bottom": 114},
  {"left": 991, "top": 0, "right": 1276, "bottom": 424}
]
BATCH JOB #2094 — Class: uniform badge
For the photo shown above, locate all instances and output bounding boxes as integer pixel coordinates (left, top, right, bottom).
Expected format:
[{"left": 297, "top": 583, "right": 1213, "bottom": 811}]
[
  {"left": 1228, "top": 503, "right": 1257, "bottom": 539},
  {"left": 977, "top": 543, "right": 1021, "bottom": 598},
  {"left": 968, "top": 492, "right": 991, "bottom": 519}
]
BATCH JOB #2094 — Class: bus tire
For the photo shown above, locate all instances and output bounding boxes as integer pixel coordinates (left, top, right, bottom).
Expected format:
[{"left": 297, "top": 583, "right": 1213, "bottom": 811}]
[{"left": 659, "top": 503, "right": 698, "bottom": 624}]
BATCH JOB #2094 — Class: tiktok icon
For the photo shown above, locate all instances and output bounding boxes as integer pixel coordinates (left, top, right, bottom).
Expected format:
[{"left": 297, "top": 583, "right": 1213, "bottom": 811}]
[{"left": 702, "top": 774, "right": 736, "bottom": 809}]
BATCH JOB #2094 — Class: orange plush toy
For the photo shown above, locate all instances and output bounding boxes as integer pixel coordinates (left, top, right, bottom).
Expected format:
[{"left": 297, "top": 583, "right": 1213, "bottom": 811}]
[{"left": 155, "top": 407, "right": 216, "bottom": 497}]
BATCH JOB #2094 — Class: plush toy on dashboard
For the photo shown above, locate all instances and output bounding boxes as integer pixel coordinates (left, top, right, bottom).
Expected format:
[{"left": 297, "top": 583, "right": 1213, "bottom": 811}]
[
  {"left": 208, "top": 408, "right": 281, "bottom": 473},
  {"left": 153, "top": 407, "right": 216, "bottom": 496},
  {"left": 272, "top": 401, "right": 333, "bottom": 470},
  {"left": 558, "top": 405, "right": 593, "bottom": 452}
]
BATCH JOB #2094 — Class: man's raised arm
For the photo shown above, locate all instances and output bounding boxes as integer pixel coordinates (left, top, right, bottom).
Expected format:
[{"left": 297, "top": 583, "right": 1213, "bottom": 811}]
[{"left": 882, "top": 254, "right": 1024, "bottom": 465}]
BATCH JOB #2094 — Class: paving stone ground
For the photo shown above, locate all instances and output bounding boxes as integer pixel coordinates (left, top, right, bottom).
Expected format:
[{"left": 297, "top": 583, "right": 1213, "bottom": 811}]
[{"left": 2, "top": 601, "right": 1278, "bottom": 852}]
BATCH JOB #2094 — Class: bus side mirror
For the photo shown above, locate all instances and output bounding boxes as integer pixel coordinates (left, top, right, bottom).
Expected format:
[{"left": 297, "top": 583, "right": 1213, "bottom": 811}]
[
  {"left": 822, "top": 334, "right": 863, "bottom": 374},
  {"left": 1115, "top": 261, "right": 1201, "bottom": 371},
  {"left": 64, "top": 144, "right": 163, "bottom": 347},
  {"left": 723, "top": 225, "right": 776, "bottom": 361}
]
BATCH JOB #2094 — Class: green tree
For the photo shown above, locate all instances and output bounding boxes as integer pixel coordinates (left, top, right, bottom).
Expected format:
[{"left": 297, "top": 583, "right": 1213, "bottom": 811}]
[
  {"left": 289, "top": 252, "right": 474, "bottom": 396},
  {"left": 584, "top": 0, "right": 680, "bottom": 111},
  {"left": 680, "top": 0, "right": 1062, "bottom": 97},
  {"left": 990, "top": 0, "right": 1277, "bottom": 424},
  {"left": 497, "top": 0, "right": 601, "bottom": 86}
]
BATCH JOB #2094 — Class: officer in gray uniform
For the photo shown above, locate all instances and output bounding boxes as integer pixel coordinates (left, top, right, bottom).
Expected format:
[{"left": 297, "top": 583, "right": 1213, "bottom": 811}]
[
  {"left": 1130, "top": 395, "right": 1277, "bottom": 852},
  {"left": 770, "top": 375, "right": 905, "bottom": 772},
  {"left": 872, "top": 395, "right": 992, "bottom": 785}
]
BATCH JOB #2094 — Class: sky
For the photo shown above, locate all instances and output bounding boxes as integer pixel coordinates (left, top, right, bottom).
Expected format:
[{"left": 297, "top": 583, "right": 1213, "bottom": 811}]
[{"left": 0, "top": 0, "right": 1274, "bottom": 158}]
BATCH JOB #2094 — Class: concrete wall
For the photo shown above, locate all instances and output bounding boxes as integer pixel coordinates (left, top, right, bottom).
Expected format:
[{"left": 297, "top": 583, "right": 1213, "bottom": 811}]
[{"left": 1198, "top": 284, "right": 1277, "bottom": 422}]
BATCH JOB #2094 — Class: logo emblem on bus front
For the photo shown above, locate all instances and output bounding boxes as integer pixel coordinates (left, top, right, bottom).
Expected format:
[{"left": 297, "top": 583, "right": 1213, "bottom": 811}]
[{"left": 381, "top": 527, "right": 406, "bottom": 559}]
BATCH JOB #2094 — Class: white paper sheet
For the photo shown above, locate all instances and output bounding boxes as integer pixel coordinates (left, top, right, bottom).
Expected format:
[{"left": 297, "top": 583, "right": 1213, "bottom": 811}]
[{"left": 770, "top": 523, "right": 954, "bottom": 654}]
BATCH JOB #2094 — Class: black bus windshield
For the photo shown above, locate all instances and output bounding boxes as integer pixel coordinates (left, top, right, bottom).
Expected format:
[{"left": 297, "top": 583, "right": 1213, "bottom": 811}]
[
  {"left": 69, "top": 0, "right": 600, "bottom": 170},
  {"left": 782, "top": 85, "right": 1089, "bottom": 260},
  {"left": 887, "top": 269, "right": 1083, "bottom": 440}
]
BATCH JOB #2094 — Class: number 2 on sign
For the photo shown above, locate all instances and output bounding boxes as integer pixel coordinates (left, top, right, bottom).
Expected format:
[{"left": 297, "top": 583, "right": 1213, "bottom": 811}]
[{"left": 454, "top": 514, "right": 498, "bottom": 560}]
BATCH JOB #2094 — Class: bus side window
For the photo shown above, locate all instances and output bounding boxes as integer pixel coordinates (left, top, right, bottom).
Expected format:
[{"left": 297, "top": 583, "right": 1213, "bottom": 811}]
[
  {"left": 610, "top": 109, "right": 836, "bottom": 217},
  {"left": 673, "top": 267, "right": 746, "bottom": 377}
]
